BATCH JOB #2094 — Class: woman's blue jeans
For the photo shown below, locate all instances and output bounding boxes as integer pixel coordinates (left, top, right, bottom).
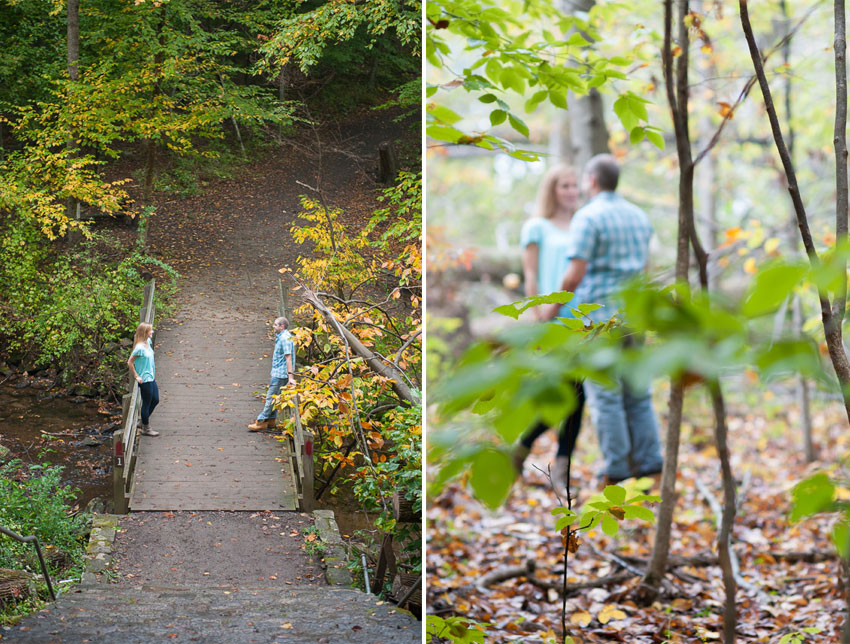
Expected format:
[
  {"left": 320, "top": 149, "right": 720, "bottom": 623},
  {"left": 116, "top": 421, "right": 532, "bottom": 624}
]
[{"left": 139, "top": 380, "right": 159, "bottom": 425}]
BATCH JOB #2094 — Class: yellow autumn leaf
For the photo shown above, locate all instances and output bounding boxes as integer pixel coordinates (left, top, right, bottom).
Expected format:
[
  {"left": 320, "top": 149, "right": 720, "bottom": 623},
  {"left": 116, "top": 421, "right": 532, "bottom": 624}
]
[
  {"left": 764, "top": 237, "right": 781, "bottom": 254},
  {"left": 724, "top": 226, "right": 744, "bottom": 243},
  {"left": 744, "top": 257, "right": 757, "bottom": 274},
  {"left": 598, "top": 604, "right": 627, "bottom": 624},
  {"left": 570, "top": 611, "right": 592, "bottom": 627}
]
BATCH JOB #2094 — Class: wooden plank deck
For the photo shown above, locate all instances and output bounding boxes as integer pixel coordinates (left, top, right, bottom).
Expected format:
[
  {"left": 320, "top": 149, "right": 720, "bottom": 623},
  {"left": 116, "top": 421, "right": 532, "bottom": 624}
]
[{"left": 130, "top": 295, "right": 296, "bottom": 511}]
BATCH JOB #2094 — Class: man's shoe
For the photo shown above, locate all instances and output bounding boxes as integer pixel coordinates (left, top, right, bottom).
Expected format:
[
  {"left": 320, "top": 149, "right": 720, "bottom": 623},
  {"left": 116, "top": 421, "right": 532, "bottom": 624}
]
[
  {"left": 636, "top": 470, "right": 663, "bottom": 492},
  {"left": 140, "top": 425, "right": 159, "bottom": 437},
  {"left": 247, "top": 418, "right": 276, "bottom": 432}
]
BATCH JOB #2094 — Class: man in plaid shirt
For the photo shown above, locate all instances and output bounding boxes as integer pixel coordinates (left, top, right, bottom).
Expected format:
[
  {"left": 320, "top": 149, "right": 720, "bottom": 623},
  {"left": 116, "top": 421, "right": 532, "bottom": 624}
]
[
  {"left": 545, "top": 154, "right": 663, "bottom": 485},
  {"left": 248, "top": 316, "right": 296, "bottom": 431}
]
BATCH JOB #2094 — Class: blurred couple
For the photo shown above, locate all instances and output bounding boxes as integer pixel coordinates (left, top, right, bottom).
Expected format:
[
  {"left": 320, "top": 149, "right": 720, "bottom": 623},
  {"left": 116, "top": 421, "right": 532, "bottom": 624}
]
[{"left": 513, "top": 154, "right": 663, "bottom": 494}]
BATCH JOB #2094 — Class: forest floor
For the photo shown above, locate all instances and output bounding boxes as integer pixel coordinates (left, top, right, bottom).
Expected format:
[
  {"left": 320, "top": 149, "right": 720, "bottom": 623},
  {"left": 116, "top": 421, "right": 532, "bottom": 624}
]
[{"left": 427, "top": 381, "right": 849, "bottom": 643}]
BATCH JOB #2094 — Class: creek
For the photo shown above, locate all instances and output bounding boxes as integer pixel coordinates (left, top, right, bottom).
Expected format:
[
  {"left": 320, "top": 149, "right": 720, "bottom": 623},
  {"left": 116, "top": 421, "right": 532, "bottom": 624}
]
[{"left": 0, "top": 375, "right": 118, "bottom": 509}]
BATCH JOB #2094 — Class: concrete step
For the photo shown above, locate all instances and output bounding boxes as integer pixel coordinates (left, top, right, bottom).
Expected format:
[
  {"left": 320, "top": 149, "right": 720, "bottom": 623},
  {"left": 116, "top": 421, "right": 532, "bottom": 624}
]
[{"left": 2, "top": 585, "right": 420, "bottom": 643}]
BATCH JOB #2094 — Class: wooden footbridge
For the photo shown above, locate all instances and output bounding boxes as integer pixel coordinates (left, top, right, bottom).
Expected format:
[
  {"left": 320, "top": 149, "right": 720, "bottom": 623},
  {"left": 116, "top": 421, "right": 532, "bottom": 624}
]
[{"left": 113, "top": 280, "right": 313, "bottom": 513}]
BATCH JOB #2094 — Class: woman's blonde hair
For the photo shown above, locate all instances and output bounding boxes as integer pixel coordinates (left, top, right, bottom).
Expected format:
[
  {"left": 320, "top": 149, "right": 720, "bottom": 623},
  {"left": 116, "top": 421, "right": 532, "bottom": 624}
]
[
  {"left": 534, "top": 163, "right": 577, "bottom": 219},
  {"left": 133, "top": 323, "right": 153, "bottom": 349}
]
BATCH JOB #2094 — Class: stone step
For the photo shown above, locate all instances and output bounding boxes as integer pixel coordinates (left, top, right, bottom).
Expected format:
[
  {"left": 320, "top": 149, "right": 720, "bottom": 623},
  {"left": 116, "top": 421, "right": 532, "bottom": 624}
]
[{"left": 2, "top": 585, "right": 420, "bottom": 643}]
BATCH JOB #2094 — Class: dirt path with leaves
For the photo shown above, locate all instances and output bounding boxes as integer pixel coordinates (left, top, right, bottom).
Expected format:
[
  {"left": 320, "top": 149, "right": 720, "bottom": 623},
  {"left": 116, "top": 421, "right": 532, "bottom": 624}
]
[
  {"left": 427, "top": 383, "right": 848, "bottom": 643},
  {"left": 110, "top": 108, "right": 410, "bottom": 589}
]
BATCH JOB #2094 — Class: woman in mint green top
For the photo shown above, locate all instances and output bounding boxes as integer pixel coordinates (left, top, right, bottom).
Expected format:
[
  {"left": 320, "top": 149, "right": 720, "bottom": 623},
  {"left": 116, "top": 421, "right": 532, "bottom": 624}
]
[
  {"left": 513, "top": 164, "right": 585, "bottom": 492},
  {"left": 128, "top": 322, "right": 160, "bottom": 437}
]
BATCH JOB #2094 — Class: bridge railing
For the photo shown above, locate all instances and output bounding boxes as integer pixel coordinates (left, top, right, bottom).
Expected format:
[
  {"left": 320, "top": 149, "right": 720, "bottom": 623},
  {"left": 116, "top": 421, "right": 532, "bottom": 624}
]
[
  {"left": 278, "top": 279, "right": 314, "bottom": 512},
  {"left": 113, "top": 279, "right": 155, "bottom": 514}
]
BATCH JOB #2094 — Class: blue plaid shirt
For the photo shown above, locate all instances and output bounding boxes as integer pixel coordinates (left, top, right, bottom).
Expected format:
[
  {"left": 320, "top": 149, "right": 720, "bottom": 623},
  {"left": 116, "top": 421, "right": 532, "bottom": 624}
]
[
  {"left": 270, "top": 329, "right": 295, "bottom": 379},
  {"left": 565, "top": 191, "right": 653, "bottom": 323}
]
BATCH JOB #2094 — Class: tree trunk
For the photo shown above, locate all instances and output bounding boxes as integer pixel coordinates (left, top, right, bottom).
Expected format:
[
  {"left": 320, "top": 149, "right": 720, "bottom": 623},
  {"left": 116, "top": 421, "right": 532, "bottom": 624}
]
[
  {"left": 636, "top": 0, "right": 691, "bottom": 605},
  {"left": 569, "top": 89, "right": 610, "bottom": 172},
  {"left": 708, "top": 381, "right": 738, "bottom": 642},
  {"left": 552, "top": 0, "right": 609, "bottom": 170},
  {"left": 740, "top": 0, "right": 850, "bottom": 423},
  {"left": 278, "top": 66, "right": 289, "bottom": 102},
  {"left": 142, "top": 6, "right": 167, "bottom": 208},
  {"left": 830, "top": 0, "right": 850, "bottom": 422},
  {"left": 779, "top": 0, "right": 816, "bottom": 461},
  {"left": 66, "top": 0, "right": 80, "bottom": 234}
]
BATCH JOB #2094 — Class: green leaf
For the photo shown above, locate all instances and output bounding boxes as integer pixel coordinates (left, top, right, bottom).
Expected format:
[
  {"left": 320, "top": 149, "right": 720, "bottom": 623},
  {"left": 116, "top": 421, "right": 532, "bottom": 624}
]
[
  {"left": 549, "top": 90, "right": 567, "bottom": 110},
  {"left": 601, "top": 513, "right": 620, "bottom": 536},
  {"left": 555, "top": 514, "right": 579, "bottom": 531},
  {"left": 490, "top": 109, "right": 507, "bottom": 126},
  {"left": 743, "top": 262, "right": 807, "bottom": 317},
  {"left": 628, "top": 95, "right": 649, "bottom": 120},
  {"left": 479, "top": 93, "right": 499, "bottom": 104},
  {"left": 426, "top": 124, "right": 465, "bottom": 144},
  {"left": 603, "top": 485, "right": 626, "bottom": 505},
  {"left": 508, "top": 113, "right": 530, "bottom": 138},
  {"left": 625, "top": 493, "right": 661, "bottom": 504},
  {"left": 567, "top": 32, "right": 590, "bottom": 46},
  {"left": 470, "top": 449, "right": 513, "bottom": 509},
  {"left": 426, "top": 85, "right": 438, "bottom": 97},
  {"left": 613, "top": 95, "right": 639, "bottom": 132},
  {"left": 493, "top": 292, "right": 574, "bottom": 319},
  {"left": 645, "top": 128, "right": 665, "bottom": 149},
  {"left": 623, "top": 505, "right": 655, "bottom": 522},
  {"left": 500, "top": 67, "right": 525, "bottom": 94},
  {"left": 428, "top": 104, "right": 463, "bottom": 125},
  {"left": 579, "top": 510, "right": 602, "bottom": 531},
  {"left": 524, "top": 90, "right": 549, "bottom": 112},
  {"left": 790, "top": 473, "right": 835, "bottom": 521},
  {"left": 630, "top": 126, "right": 646, "bottom": 144}
]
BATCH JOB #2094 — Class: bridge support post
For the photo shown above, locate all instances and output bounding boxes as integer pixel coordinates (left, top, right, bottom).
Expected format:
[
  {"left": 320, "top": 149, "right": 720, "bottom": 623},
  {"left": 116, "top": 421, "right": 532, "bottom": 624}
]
[
  {"left": 301, "top": 430, "right": 314, "bottom": 512},
  {"left": 112, "top": 430, "right": 128, "bottom": 514}
]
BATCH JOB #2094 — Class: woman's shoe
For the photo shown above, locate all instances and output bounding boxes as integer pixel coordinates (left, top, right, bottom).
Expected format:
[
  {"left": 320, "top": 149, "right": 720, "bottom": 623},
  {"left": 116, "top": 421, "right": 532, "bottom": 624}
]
[
  {"left": 140, "top": 424, "right": 160, "bottom": 437},
  {"left": 511, "top": 444, "right": 531, "bottom": 475}
]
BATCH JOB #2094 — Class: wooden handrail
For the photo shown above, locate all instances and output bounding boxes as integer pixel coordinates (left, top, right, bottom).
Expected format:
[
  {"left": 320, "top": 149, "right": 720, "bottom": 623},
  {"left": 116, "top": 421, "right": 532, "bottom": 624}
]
[{"left": 114, "top": 279, "right": 155, "bottom": 513}]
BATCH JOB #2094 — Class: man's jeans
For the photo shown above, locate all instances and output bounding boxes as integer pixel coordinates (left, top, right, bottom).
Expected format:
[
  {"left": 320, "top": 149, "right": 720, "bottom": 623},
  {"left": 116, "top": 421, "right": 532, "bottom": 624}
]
[
  {"left": 584, "top": 379, "right": 663, "bottom": 481},
  {"left": 257, "top": 376, "right": 289, "bottom": 421}
]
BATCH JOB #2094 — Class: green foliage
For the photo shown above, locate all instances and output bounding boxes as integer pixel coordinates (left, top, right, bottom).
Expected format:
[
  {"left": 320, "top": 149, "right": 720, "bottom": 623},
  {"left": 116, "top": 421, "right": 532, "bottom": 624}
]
[
  {"left": 0, "top": 460, "right": 87, "bottom": 574},
  {"left": 426, "top": 615, "right": 489, "bottom": 643},
  {"left": 0, "top": 0, "right": 299, "bottom": 240},
  {"left": 790, "top": 471, "right": 850, "bottom": 558},
  {"left": 778, "top": 628, "right": 824, "bottom": 644},
  {"left": 352, "top": 405, "right": 421, "bottom": 555},
  {"left": 301, "top": 525, "right": 327, "bottom": 557},
  {"left": 260, "top": 0, "right": 420, "bottom": 73},
  {"left": 429, "top": 252, "right": 846, "bottom": 506},
  {"left": 426, "top": 0, "right": 657, "bottom": 158},
  {"left": 0, "top": 221, "right": 179, "bottom": 392},
  {"left": 281, "top": 173, "right": 421, "bottom": 580},
  {"left": 553, "top": 485, "right": 659, "bottom": 537}
]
